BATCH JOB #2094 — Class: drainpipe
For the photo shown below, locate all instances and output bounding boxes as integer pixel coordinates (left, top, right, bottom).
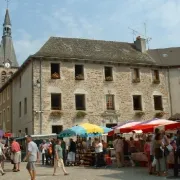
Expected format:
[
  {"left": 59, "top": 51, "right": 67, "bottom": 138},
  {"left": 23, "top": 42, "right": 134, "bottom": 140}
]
[
  {"left": 167, "top": 68, "right": 173, "bottom": 116},
  {"left": 39, "top": 58, "right": 42, "bottom": 134}
]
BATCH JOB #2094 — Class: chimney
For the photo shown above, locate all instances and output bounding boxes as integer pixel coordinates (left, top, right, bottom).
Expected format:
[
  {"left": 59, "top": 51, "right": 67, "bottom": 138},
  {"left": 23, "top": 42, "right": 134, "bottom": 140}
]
[{"left": 134, "top": 36, "right": 146, "bottom": 53}]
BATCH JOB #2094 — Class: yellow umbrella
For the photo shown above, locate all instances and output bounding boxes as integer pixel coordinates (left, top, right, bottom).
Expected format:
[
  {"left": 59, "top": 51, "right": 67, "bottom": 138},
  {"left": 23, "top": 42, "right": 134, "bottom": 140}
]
[{"left": 80, "top": 123, "right": 103, "bottom": 134}]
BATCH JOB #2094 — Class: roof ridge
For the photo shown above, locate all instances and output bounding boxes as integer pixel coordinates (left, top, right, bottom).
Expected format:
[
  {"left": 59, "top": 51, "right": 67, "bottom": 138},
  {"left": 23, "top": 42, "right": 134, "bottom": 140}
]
[{"left": 49, "top": 36, "right": 133, "bottom": 45}]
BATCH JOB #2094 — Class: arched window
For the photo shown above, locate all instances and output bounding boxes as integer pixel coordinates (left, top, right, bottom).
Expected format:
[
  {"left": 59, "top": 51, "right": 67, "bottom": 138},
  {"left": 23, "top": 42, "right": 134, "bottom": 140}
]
[{"left": 1, "top": 71, "right": 6, "bottom": 84}]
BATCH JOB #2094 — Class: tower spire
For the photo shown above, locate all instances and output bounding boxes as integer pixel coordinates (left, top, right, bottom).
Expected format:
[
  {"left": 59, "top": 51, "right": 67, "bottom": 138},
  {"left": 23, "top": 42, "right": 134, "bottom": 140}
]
[
  {"left": 3, "top": 9, "right": 11, "bottom": 27},
  {"left": 0, "top": 7, "right": 19, "bottom": 69}
]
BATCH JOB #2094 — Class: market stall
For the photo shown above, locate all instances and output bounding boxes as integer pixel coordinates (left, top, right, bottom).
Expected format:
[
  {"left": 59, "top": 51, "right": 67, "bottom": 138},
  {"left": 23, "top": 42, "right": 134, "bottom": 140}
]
[{"left": 58, "top": 123, "right": 112, "bottom": 167}]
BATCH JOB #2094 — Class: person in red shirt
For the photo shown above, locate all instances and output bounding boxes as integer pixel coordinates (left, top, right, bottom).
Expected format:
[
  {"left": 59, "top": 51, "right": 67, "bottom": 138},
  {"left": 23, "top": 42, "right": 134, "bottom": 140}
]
[{"left": 11, "top": 138, "right": 21, "bottom": 172}]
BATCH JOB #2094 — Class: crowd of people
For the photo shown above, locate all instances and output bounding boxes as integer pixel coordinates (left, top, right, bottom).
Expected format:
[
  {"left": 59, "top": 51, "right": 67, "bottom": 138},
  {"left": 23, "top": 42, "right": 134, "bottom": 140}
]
[
  {"left": 112, "top": 129, "right": 180, "bottom": 177},
  {"left": 0, "top": 130, "right": 180, "bottom": 179},
  {"left": 0, "top": 136, "right": 69, "bottom": 180}
]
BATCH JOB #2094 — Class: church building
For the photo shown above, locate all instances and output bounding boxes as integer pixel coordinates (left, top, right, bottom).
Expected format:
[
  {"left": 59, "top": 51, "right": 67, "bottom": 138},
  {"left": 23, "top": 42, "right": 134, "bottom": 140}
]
[{"left": 0, "top": 9, "right": 19, "bottom": 132}]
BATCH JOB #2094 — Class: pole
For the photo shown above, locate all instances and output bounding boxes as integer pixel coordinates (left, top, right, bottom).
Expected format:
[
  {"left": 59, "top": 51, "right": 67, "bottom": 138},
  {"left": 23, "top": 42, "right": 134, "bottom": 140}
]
[{"left": 39, "top": 58, "right": 42, "bottom": 134}]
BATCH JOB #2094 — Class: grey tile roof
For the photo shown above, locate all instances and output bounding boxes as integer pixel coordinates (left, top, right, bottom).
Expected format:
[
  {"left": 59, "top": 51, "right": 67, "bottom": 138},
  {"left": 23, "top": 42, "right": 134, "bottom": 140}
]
[
  {"left": 34, "top": 37, "right": 157, "bottom": 65},
  {"left": 0, "top": 36, "right": 19, "bottom": 68},
  {"left": 148, "top": 47, "right": 180, "bottom": 66},
  {"left": 3, "top": 9, "right": 11, "bottom": 26}
]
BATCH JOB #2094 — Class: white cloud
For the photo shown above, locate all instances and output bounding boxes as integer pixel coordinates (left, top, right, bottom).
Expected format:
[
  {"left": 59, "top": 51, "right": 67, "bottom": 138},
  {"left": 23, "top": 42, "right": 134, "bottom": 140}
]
[{"left": 14, "top": 30, "right": 45, "bottom": 64}]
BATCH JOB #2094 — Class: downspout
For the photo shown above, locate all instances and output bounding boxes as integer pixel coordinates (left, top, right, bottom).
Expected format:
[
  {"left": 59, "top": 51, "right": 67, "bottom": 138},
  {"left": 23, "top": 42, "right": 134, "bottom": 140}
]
[
  {"left": 167, "top": 68, "right": 173, "bottom": 116},
  {"left": 40, "top": 58, "right": 42, "bottom": 134}
]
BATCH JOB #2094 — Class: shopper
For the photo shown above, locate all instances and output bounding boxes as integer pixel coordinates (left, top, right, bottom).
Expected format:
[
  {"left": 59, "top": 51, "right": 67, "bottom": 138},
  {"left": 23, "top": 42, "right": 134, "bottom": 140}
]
[
  {"left": 154, "top": 133, "right": 166, "bottom": 176},
  {"left": 113, "top": 135, "right": 124, "bottom": 168},
  {"left": 0, "top": 139, "right": 5, "bottom": 176},
  {"left": 150, "top": 128, "right": 160, "bottom": 174},
  {"left": 60, "top": 138, "right": 66, "bottom": 164},
  {"left": 94, "top": 138, "right": 105, "bottom": 167},
  {"left": 39, "top": 140, "right": 47, "bottom": 165},
  {"left": 11, "top": 138, "right": 21, "bottom": 172},
  {"left": 68, "top": 139, "right": 76, "bottom": 165},
  {"left": 53, "top": 139, "right": 69, "bottom": 176},
  {"left": 144, "top": 135, "right": 152, "bottom": 174},
  {"left": 23, "top": 135, "right": 39, "bottom": 180}
]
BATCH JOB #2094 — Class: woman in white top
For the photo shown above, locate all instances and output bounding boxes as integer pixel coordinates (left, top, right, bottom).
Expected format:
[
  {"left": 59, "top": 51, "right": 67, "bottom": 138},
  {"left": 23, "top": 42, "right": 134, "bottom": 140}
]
[{"left": 94, "top": 138, "right": 105, "bottom": 167}]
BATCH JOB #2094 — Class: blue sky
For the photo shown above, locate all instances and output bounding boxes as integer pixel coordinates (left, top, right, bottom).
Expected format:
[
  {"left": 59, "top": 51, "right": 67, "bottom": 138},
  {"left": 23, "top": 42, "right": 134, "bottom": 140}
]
[{"left": 0, "top": 0, "right": 180, "bottom": 64}]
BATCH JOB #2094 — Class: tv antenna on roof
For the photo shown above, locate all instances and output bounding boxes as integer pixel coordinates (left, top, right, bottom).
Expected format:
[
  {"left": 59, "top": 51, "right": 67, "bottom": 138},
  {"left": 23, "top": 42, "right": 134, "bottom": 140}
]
[
  {"left": 128, "top": 22, "right": 152, "bottom": 49},
  {"left": 5, "top": 0, "right": 10, "bottom": 9}
]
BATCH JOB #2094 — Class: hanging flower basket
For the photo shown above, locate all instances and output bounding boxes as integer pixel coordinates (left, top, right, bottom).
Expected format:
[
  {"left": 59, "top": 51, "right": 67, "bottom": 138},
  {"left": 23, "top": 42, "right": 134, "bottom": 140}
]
[
  {"left": 155, "top": 111, "right": 165, "bottom": 118},
  {"left": 153, "top": 79, "right": 160, "bottom": 84},
  {"left": 51, "top": 72, "right": 60, "bottom": 79},
  {"left": 50, "top": 110, "right": 63, "bottom": 117},
  {"left": 135, "top": 111, "right": 145, "bottom": 117},
  {"left": 75, "top": 74, "right": 84, "bottom": 80},
  {"left": 132, "top": 78, "right": 140, "bottom": 83},
  {"left": 105, "top": 76, "right": 113, "bottom": 81},
  {"left": 76, "top": 111, "right": 87, "bottom": 118}
]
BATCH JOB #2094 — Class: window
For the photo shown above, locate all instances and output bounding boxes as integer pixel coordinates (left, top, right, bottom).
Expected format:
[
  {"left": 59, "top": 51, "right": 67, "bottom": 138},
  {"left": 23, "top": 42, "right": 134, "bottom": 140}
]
[
  {"left": 0, "top": 94, "right": 2, "bottom": 105},
  {"left": 1, "top": 71, "right": 6, "bottom": 84},
  {"left": 153, "top": 70, "right": 160, "bottom": 83},
  {"left": 19, "top": 76, "right": 21, "bottom": 88},
  {"left": 19, "top": 101, "right": 21, "bottom": 117},
  {"left": 133, "top": 95, "right": 142, "bottom": 110},
  {"left": 51, "top": 94, "right": 61, "bottom": 110},
  {"left": 132, "top": 68, "right": 140, "bottom": 82},
  {"left": 25, "top": 128, "right": 28, "bottom": 135},
  {"left": 154, "top": 95, "right": 163, "bottom": 110},
  {"left": 75, "top": 65, "right": 84, "bottom": 80},
  {"left": 105, "top": 67, "right": 113, "bottom": 81},
  {"left": 7, "top": 107, "right": 9, "bottom": 121},
  {"left": 52, "top": 125, "right": 63, "bottom": 134},
  {"left": 51, "top": 63, "right": 60, "bottom": 79},
  {"left": 3, "top": 90, "right": 6, "bottom": 102},
  {"left": 7, "top": 86, "right": 9, "bottom": 99},
  {"left": 0, "top": 112, "right": 2, "bottom": 125},
  {"left": 24, "top": 97, "right": 27, "bottom": 114},
  {"left": 3, "top": 110, "right": 5, "bottom": 124},
  {"left": 75, "top": 94, "right": 86, "bottom": 110},
  {"left": 106, "top": 95, "right": 115, "bottom": 110}
]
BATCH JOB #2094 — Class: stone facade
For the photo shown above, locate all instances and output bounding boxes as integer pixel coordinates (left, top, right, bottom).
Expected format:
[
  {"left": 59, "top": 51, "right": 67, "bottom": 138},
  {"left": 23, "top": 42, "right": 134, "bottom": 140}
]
[
  {"left": 32, "top": 59, "right": 170, "bottom": 134},
  {"left": 0, "top": 83, "right": 12, "bottom": 132},
  {"left": 12, "top": 62, "right": 33, "bottom": 136}
]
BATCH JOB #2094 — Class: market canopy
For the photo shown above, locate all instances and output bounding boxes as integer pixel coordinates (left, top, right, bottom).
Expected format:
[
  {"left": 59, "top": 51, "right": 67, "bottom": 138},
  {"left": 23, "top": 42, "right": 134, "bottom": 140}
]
[
  {"left": 108, "top": 121, "right": 141, "bottom": 136},
  {"left": 58, "top": 123, "right": 112, "bottom": 138},
  {"left": 118, "top": 119, "right": 180, "bottom": 133}
]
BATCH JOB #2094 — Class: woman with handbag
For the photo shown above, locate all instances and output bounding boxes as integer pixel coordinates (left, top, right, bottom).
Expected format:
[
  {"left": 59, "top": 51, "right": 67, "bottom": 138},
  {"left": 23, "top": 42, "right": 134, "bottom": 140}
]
[{"left": 154, "top": 133, "right": 166, "bottom": 176}]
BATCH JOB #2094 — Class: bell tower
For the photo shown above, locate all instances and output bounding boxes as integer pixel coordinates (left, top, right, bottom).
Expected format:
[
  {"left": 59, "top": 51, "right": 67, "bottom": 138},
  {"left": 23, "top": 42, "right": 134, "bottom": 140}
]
[{"left": 0, "top": 7, "right": 19, "bottom": 87}]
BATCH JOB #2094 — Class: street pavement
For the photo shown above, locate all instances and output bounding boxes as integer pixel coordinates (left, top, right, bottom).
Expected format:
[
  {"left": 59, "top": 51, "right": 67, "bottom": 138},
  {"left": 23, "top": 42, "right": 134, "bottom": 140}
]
[{"left": 2, "top": 162, "right": 173, "bottom": 180}]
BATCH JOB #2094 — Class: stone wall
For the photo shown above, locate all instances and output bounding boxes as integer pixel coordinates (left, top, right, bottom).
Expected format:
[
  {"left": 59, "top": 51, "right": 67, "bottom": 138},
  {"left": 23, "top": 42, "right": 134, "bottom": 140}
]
[
  {"left": 33, "top": 59, "right": 171, "bottom": 134},
  {"left": 12, "top": 63, "right": 33, "bottom": 136}
]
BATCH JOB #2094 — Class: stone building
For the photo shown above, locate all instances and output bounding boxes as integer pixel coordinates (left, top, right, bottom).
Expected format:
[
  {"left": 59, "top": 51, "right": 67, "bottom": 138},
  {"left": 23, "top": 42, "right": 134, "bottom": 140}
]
[
  {"left": 1, "top": 36, "right": 171, "bottom": 135},
  {"left": 0, "top": 9, "right": 19, "bottom": 132}
]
